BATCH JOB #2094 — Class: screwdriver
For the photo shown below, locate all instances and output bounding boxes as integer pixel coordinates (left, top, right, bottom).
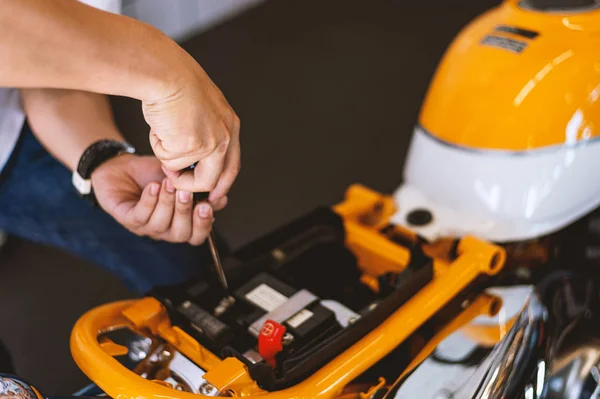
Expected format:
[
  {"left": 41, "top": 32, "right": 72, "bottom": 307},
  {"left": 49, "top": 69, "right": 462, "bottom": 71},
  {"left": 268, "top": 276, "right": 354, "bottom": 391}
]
[
  {"left": 181, "top": 164, "right": 229, "bottom": 293},
  {"left": 192, "top": 191, "right": 229, "bottom": 293}
]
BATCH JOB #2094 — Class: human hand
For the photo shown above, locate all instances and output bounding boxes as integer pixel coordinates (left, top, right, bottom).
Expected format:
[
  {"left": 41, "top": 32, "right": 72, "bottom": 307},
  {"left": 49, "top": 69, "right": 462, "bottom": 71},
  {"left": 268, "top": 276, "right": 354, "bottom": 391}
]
[
  {"left": 91, "top": 154, "right": 227, "bottom": 245},
  {"left": 143, "top": 61, "right": 241, "bottom": 204}
]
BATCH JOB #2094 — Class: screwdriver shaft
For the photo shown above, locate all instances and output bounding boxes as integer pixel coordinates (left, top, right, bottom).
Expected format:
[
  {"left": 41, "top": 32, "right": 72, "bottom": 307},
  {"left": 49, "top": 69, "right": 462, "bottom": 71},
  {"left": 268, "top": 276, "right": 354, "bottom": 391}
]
[
  {"left": 207, "top": 231, "right": 228, "bottom": 292},
  {"left": 182, "top": 165, "right": 230, "bottom": 293}
]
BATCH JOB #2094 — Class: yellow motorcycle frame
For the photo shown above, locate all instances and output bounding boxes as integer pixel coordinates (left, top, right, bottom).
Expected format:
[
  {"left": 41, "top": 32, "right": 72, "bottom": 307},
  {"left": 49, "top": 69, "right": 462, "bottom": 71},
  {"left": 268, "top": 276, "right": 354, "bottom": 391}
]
[{"left": 70, "top": 185, "right": 504, "bottom": 399}]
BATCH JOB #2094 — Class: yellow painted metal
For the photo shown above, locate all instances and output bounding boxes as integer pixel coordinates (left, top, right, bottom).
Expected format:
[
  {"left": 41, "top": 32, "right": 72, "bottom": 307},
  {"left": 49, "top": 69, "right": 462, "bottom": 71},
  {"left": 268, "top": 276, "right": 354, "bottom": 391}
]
[{"left": 70, "top": 186, "right": 505, "bottom": 398}]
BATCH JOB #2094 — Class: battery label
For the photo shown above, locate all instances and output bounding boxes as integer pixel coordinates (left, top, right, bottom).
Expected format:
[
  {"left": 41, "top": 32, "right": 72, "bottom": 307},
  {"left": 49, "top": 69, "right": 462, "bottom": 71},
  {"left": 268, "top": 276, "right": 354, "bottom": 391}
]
[
  {"left": 245, "top": 283, "right": 288, "bottom": 312},
  {"left": 286, "top": 309, "right": 313, "bottom": 328}
]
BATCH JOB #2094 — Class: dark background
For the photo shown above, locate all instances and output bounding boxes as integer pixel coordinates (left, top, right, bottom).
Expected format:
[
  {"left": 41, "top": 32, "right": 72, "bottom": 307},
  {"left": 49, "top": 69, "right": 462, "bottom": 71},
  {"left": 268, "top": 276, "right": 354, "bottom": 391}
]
[{"left": 0, "top": 0, "right": 499, "bottom": 394}]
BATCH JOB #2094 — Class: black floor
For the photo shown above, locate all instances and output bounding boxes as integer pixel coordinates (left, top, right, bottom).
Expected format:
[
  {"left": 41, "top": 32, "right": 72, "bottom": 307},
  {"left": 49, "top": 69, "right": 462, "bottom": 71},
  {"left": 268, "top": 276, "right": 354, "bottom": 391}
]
[{"left": 0, "top": 0, "right": 500, "bottom": 394}]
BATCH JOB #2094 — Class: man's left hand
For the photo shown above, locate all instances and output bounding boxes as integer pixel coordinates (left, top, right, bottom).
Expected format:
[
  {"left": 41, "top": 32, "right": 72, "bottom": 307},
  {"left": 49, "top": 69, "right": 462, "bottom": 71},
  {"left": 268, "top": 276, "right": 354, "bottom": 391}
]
[{"left": 91, "top": 154, "right": 227, "bottom": 245}]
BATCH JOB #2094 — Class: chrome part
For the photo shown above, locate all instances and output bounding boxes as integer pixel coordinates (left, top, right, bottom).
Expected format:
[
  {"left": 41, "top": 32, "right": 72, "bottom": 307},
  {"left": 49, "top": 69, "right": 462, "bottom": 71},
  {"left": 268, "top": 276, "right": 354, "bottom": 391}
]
[
  {"left": 129, "top": 337, "right": 152, "bottom": 362},
  {"left": 243, "top": 349, "right": 263, "bottom": 364},
  {"left": 99, "top": 327, "right": 155, "bottom": 370},
  {"left": 282, "top": 332, "right": 295, "bottom": 345},
  {"left": 457, "top": 293, "right": 548, "bottom": 398},
  {"left": 545, "top": 337, "right": 600, "bottom": 398},
  {"left": 199, "top": 382, "right": 219, "bottom": 396},
  {"left": 168, "top": 352, "right": 209, "bottom": 394},
  {"left": 214, "top": 296, "right": 236, "bottom": 317},
  {"left": 386, "top": 272, "right": 600, "bottom": 398},
  {"left": 249, "top": 289, "right": 317, "bottom": 336},
  {"left": 321, "top": 299, "right": 361, "bottom": 327},
  {"left": 134, "top": 343, "right": 209, "bottom": 394},
  {"left": 208, "top": 232, "right": 229, "bottom": 292},
  {"left": 158, "top": 349, "right": 172, "bottom": 363}
]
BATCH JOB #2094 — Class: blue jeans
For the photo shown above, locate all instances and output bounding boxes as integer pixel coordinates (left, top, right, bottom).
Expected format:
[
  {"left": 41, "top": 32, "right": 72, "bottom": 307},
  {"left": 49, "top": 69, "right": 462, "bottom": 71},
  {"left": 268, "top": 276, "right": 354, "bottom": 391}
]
[{"left": 0, "top": 123, "right": 219, "bottom": 294}]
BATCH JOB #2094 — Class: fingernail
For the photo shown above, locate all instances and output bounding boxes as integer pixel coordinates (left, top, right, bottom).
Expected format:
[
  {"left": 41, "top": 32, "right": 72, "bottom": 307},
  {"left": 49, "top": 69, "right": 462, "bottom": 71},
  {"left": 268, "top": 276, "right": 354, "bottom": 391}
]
[
  {"left": 198, "top": 203, "right": 212, "bottom": 218},
  {"left": 165, "top": 179, "right": 175, "bottom": 193},
  {"left": 150, "top": 183, "right": 160, "bottom": 196},
  {"left": 178, "top": 190, "right": 191, "bottom": 203}
]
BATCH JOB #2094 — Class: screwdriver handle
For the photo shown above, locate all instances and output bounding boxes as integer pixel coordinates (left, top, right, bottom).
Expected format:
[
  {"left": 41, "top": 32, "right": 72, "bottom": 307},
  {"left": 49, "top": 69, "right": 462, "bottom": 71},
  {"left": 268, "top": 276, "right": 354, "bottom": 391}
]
[
  {"left": 192, "top": 192, "right": 210, "bottom": 204},
  {"left": 181, "top": 164, "right": 210, "bottom": 204}
]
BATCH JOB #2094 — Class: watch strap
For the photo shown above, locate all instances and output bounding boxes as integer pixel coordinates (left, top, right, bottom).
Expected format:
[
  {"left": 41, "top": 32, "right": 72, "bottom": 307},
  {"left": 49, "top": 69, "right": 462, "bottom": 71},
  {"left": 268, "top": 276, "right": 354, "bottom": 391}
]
[{"left": 73, "top": 140, "right": 136, "bottom": 203}]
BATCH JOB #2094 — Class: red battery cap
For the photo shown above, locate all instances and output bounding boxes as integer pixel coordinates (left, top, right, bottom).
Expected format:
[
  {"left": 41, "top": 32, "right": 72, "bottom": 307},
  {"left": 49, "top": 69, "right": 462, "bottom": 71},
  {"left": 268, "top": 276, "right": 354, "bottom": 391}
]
[{"left": 258, "top": 319, "right": 286, "bottom": 368}]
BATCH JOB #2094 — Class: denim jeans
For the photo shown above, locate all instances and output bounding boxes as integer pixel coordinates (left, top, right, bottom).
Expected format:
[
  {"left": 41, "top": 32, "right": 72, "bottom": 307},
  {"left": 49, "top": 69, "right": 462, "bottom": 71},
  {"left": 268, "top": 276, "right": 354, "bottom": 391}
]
[{"left": 0, "top": 123, "right": 219, "bottom": 294}]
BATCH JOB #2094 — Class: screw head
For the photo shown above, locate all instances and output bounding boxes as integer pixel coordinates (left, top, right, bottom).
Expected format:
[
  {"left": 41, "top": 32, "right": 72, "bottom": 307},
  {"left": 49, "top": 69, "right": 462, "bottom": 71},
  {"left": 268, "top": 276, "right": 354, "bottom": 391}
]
[
  {"left": 157, "top": 349, "right": 171, "bottom": 362},
  {"left": 272, "top": 248, "right": 286, "bottom": 262},
  {"left": 282, "top": 332, "right": 295, "bottom": 345},
  {"left": 199, "top": 382, "right": 219, "bottom": 395}
]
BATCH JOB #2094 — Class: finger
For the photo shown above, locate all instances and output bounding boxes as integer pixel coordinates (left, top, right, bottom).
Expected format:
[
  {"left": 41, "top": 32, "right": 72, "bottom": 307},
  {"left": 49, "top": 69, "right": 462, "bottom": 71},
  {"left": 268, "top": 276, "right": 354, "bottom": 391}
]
[
  {"left": 212, "top": 195, "right": 228, "bottom": 212},
  {"left": 164, "top": 167, "right": 196, "bottom": 192},
  {"left": 145, "top": 178, "right": 176, "bottom": 235},
  {"left": 166, "top": 151, "right": 227, "bottom": 192},
  {"left": 193, "top": 144, "right": 228, "bottom": 192},
  {"left": 151, "top": 131, "right": 216, "bottom": 172},
  {"left": 126, "top": 182, "right": 160, "bottom": 228},
  {"left": 161, "top": 154, "right": 206, "bottom": 173},
  {"left": 161, "top": 166, "right": 196, "bottom": 191},
  {"left": 167, "top": 190, "right": 194, "bottom": 242},
  {"left": 188, "top": 202, "right": 214, "bottom": 246},
  {"left": 209, "top": 124, "right": 240, "bottom": 202}
]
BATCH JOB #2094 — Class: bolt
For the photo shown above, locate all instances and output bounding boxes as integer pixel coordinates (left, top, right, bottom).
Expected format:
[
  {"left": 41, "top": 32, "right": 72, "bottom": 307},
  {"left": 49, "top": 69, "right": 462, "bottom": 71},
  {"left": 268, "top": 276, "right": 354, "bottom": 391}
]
[
  {"left": 348, "top": 316, "right": 359, "bottom": 325},
  {"left": 199, "top": 382, "right": 219, "bottom": 396},
  {"left": 129, "top": 338, "right": 151, "bottom": 362},
  {"left": 214, "top": 296, "right": 236, "bottom": 317},
  {"left": 461, "top": 300, "right": 471, "bottom": 309},
  {"left": 158, "top": 349, "right": 171, "bottom": 362},
  {"left": 272, "top": 248, "right": 286, "bottom": 262},
  {"left": 282, "top": 333, "right": 295, "bottom": 345},
  {"left": 516, "top": 267, "right": 532, "bottom": 280}
]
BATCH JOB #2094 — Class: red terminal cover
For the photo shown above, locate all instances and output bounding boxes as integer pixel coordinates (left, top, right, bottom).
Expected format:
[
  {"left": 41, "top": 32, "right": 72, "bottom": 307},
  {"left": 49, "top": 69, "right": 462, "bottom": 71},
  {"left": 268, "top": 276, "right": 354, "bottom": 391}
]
[{"left": 258, "top": 319, "right": 287, "bottom": 368}]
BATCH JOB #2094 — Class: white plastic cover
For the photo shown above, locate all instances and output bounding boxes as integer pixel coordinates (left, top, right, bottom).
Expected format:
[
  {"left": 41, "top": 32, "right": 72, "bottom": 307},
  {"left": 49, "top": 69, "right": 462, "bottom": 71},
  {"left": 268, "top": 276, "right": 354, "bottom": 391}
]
[{"left": 391, "top": 126, "right": 600, "bottom": 242}]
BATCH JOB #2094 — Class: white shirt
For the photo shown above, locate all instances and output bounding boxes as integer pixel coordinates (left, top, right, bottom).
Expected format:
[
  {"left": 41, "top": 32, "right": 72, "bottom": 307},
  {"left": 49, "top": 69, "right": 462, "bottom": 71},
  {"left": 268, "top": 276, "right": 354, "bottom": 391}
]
[{"left": 0, "top": 0, "right": 121, "bottom": 175}]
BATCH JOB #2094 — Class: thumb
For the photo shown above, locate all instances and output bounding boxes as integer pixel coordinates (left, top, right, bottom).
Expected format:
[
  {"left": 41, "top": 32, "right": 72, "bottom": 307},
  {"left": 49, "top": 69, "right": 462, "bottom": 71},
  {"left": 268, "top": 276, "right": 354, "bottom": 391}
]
[
  {"left": 162, "top": 164, "right": 217, "bottom": 192},
  {"left": 161, "top": 165, "right": 196, "bottom": 192}
]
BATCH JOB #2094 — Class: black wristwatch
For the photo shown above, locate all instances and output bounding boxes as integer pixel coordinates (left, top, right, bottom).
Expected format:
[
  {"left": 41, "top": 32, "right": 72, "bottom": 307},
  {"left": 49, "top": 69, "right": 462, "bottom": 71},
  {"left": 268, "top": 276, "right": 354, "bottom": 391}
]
[{"left": 72, "top": 139, "right": 136, "bottom": 205}]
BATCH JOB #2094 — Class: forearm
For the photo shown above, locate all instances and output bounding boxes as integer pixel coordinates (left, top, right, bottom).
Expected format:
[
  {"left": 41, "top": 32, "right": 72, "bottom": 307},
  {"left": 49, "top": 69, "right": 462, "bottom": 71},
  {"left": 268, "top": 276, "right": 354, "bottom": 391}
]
[
  {"left": 0, "top": 0, "right": 193, "bottom": 102},
  {"left": 21, "top": 89, "right": 125, "bottom": 171}
]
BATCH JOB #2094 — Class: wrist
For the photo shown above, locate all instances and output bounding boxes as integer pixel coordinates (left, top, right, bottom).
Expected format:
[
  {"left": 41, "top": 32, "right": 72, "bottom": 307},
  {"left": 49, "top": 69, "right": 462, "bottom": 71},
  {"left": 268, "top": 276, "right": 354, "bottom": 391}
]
[
  {"left": 91, "top": 152, "right": 136, "bottom": 180},
  {"left": 135, "top": 31, "right": 205, "bottom": 104},
  {"left": 72, "top": 139, "right": 136, "bottom": 204}
]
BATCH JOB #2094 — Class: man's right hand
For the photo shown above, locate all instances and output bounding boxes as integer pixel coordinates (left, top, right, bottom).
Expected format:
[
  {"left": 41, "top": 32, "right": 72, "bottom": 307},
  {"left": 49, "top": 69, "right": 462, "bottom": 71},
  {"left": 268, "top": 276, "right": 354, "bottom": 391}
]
[
  {"left": 1, "top": 0, "right": 241, "bottom": 206},
  {"left": 143, "top": 58, "right": 241, "bottom": 204}
]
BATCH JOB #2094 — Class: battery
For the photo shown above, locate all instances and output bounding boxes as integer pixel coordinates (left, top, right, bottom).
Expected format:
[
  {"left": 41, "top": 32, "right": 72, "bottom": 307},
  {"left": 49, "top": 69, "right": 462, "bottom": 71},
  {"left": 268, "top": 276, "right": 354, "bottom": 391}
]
[
  {"left": 234, "top": 272, "right": 339, "bottom": 345},
  {"left": 235, "top": 273, "right": 296, "bottom": 312},
  {"left": 283, "top": 302, "right": 337, "bottom": 343}
]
